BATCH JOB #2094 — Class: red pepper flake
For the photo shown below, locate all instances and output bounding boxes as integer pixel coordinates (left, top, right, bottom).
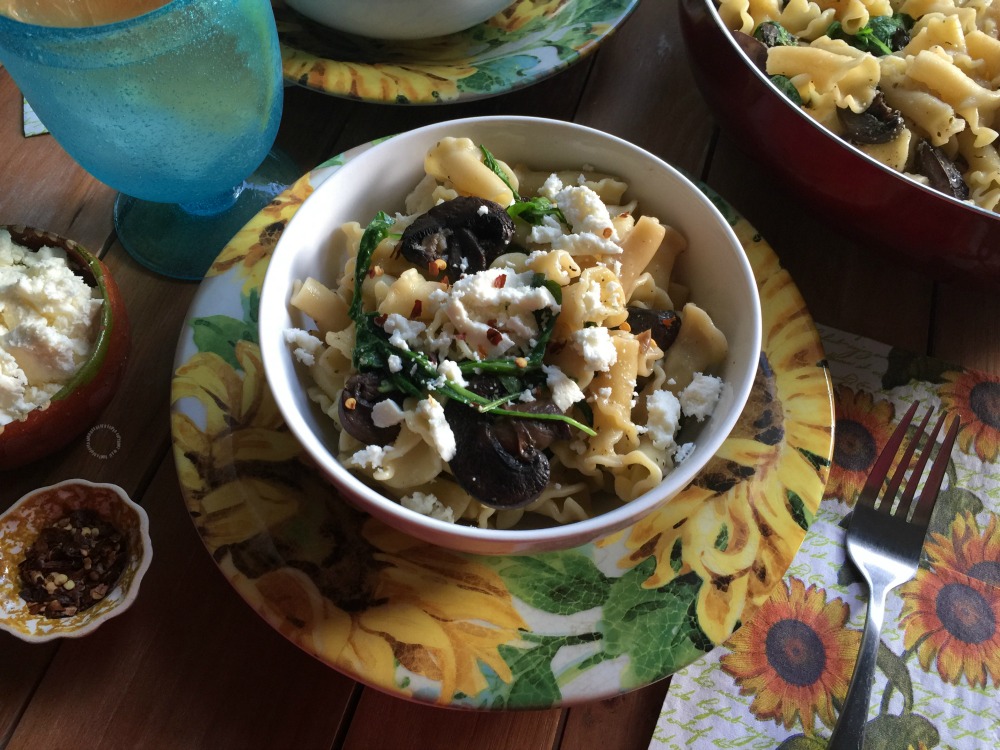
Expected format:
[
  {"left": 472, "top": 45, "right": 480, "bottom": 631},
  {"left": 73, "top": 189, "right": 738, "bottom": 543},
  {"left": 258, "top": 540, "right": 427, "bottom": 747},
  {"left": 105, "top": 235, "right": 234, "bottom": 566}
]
[
  {"left": 493, "top": 274, "right": 507, "bottom": 289},
  {"left": 374, "top": 314, "right": 388, "bottom": 327},
  {"left": 410, "top": 299, "right": 423, "bottom": 319},
  {"left": 18, "top": 509, "right": 128, "bottom": 619},
  {"left": 602, "top": 227, "right": 613, "bottom": 238},
  {"left": 368, "top": 265, "right": 384, "bottom": 278},
  {"left": 486, "top": 327, "right": 503, "bottom": 346}
]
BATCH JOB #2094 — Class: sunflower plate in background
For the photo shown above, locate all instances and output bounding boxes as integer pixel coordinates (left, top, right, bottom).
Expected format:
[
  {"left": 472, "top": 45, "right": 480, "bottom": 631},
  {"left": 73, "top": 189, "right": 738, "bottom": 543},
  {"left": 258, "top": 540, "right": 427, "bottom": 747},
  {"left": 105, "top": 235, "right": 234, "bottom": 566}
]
[
  {"left": 274, "top": 0, "right": 640, "bottom": 104},
  {"left": 169, "top": 142, "right": 834, "bottom": 708}
]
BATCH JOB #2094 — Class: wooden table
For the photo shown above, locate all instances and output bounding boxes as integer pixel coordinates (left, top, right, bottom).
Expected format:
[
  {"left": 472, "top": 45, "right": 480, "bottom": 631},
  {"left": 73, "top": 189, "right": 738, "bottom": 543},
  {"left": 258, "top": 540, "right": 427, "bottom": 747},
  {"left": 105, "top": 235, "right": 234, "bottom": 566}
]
[{"left": 2, "top": 1, "right": 998, "bottom": 747}]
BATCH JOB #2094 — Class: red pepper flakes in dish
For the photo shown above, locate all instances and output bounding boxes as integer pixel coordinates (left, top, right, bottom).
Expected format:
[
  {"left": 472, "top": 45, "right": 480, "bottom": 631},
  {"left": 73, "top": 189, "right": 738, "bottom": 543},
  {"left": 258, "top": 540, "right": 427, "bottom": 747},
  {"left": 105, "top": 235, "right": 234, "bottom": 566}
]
[{"left": 17, "top": 508, "right": 128, "bottom": 618}]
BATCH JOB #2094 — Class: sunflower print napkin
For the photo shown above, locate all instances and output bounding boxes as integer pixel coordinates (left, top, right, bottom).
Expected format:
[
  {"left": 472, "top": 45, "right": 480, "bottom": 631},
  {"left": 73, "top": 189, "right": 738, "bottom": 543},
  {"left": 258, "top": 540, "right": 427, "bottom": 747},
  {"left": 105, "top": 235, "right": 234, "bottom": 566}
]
[{"left": 651, "top": 324, "right": 1000, "bottom": 750}]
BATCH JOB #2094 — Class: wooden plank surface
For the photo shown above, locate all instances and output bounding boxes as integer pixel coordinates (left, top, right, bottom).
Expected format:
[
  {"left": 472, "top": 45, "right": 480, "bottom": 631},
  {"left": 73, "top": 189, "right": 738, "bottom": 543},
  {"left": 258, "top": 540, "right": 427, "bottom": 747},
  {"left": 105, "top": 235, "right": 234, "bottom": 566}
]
[
  {"left": 2, "top": 0, "right": 999, "bottom": 747},
  {"left": 5, "top": 458, "right": 357, "bottom": 750}
]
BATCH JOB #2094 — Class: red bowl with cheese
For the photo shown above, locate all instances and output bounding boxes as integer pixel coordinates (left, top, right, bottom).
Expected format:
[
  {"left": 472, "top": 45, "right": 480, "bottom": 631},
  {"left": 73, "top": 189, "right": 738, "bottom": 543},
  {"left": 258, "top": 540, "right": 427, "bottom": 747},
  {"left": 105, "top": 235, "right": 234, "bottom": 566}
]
[{"left": 0, "top": 226, "right": 131, "bottom": 470}]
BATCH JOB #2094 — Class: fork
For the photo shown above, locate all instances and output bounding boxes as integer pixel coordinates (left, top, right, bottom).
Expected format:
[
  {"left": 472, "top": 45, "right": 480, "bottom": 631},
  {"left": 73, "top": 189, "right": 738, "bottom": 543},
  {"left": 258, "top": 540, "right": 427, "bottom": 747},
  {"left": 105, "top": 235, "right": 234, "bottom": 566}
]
[{"left": 827, "top": 401, "right": 960, "bottom": 750}]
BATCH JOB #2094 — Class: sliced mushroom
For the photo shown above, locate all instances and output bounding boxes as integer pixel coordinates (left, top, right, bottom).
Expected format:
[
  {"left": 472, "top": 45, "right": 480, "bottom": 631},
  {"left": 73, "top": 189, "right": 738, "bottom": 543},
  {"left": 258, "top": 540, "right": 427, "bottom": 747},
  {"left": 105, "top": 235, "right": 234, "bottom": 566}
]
[
  {"left": 626, "top": 306, "right": 682, "bottom": 352},
  {"left": 915, "top": 141, "right": 970, "bottom": 201},
  {"left": 339, "top": 372, "right": 401, "bottom": 446},
  {"left": 444, "top": 378, "right": 570, "bottom": 509},
  {"left": 398, "top": 196, "right": 515, "bottom": 280},
  {"left": 838, "top": 91, "right": 904, "bottom": 145}
]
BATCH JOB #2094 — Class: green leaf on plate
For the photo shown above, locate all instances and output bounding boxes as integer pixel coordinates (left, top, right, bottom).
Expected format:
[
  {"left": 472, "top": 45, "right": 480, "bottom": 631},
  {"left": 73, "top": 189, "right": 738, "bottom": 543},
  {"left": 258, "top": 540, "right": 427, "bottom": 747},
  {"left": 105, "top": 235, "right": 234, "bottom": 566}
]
[
  {"left": 495, "top": 551, "right": 612, "bottom": 615},
  {"left": 863, "top": 712, "right": 939, "bottom": 750},
  {"left": 788, "top": 490, "right": 813, "bottom": 530},
  {"left": 190, "top": 292, "right": 259, "bottom": 370},
  {"left": 600, "top": 561, "right": 709, "bottom": 686},
  {"left": 458, "top": 55, "right": 541, "bottom": 94},
  {"left": 486, "top": 638, "right": 565, "bottom": 708}
]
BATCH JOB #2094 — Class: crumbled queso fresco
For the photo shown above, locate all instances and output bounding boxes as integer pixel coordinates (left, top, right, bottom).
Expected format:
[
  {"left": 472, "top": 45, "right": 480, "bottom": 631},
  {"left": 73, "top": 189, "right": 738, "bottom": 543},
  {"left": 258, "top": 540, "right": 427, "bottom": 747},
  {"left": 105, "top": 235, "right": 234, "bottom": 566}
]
[{"left": 0, "top": 230, "right": 101, "bottom": 427}]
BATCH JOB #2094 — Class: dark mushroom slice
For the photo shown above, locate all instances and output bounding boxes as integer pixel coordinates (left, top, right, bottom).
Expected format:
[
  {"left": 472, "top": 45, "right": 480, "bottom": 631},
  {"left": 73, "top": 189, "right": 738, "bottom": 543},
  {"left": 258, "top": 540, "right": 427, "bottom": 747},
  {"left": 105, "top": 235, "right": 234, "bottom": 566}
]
[
  {"left": 338, "top": 372, "right": 401, "bottom": 446},
  {"left": 838, "top": 91, "right": 904, "bottom": 145},
  {"left": 443, "top": 377, "right": 571, "bottom": 509},
  {"left": 398, "top": 196, "right": 515, "bottom": 280},
  {"left": 626, "top": 306, "right": 682, "bottom": 352},
  {"left": 915, "top": 140, "right": 970, "bottom": 201}
]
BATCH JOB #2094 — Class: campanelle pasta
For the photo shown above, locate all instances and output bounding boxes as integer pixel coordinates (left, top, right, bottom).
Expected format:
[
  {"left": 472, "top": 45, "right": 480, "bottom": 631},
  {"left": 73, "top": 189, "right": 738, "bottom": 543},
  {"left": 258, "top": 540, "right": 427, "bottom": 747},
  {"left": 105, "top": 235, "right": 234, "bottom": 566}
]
[
  {"left": 720, "top": 0, "right": 1000, "bottom": 211},
  {"left": 283, "top": 137, "right": 729, "bottom": 529}
]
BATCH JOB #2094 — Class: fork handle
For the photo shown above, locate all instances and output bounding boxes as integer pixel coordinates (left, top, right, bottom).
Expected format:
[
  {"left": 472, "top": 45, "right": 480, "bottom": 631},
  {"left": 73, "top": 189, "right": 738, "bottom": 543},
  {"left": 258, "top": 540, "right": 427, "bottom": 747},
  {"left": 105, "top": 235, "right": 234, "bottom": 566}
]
[{"left": 827, "top": 583, "right": 889, "bottom": 749}]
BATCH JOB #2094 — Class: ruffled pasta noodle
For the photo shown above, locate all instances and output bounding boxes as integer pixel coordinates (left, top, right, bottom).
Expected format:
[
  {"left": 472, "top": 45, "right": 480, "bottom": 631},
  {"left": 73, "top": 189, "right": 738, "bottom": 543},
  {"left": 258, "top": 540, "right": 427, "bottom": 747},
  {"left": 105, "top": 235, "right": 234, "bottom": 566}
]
[
  {"left": 719, "top": 0, "right": 1000, "bottom": 212},
  {"left": 284, "top": 137, "right": 729, "bottom": 528}
]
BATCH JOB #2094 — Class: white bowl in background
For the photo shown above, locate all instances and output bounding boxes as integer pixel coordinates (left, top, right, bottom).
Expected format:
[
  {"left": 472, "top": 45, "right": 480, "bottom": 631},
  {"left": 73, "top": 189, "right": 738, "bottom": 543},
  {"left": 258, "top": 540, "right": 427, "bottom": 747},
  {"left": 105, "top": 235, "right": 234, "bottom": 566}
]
[
  {"left": 283, "top": 0, "right": 514, "bottom": 39},
  {"left": 259, "top": 115, "right": 762, "bottom": 555}
]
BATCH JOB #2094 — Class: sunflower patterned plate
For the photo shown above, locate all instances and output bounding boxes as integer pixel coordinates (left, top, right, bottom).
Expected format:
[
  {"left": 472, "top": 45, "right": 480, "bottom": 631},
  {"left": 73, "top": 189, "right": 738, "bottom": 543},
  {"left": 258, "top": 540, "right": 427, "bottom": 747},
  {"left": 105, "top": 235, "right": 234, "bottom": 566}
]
[
  {"left": 169, "top": 141, "right": 834, "bottom": 708},
  {"left": 274, "top": 0, "right": 640, "bottom": 104}
]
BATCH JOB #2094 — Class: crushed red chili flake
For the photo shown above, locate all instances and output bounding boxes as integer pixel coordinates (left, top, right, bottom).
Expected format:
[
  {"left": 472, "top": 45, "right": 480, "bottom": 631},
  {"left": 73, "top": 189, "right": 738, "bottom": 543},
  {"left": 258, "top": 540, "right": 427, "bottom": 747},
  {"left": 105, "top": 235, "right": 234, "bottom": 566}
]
[
  {"left": 18, "top": 509, "right": 128, "bottom": 619},
  {"left": 410, "top": 299, "right": 422, "bottom": 318},
  {"left": 492, "top": 274, "right": 507, "bottom": 288},
  {"left": 486, "top": 327, "right": 503, "bottom": 345}
]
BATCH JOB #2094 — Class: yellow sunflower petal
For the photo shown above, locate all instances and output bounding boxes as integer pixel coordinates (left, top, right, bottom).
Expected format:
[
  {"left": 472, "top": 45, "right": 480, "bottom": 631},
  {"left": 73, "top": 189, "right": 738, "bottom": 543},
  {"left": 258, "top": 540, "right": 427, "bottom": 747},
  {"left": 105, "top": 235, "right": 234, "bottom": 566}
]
[{"left": 197, "top": 477, "right": 301, "bottom": 547}]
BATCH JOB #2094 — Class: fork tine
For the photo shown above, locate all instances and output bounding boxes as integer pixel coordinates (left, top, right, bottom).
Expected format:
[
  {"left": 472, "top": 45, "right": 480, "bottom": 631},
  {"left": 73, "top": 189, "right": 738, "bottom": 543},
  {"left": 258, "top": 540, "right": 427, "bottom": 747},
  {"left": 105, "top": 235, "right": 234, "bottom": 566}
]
[
  {"left": 895, "top": 409, "right": 943, "bottom": 519},
  {"left": 881, "top": 407, "right": 933, "bottom": 512},
  {"left": 856, "top": 401, "right": 919, "bottom": 510},
  {"left": 910, "top": 414, "right": 961, "bottom": 527}
]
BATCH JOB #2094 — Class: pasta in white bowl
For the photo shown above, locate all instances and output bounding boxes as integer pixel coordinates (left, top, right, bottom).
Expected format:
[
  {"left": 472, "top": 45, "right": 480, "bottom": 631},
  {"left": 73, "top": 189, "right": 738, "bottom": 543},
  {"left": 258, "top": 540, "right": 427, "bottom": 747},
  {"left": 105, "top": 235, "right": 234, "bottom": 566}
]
[{"left": 259, "top": 117, "right": 761, "bottom": 555}]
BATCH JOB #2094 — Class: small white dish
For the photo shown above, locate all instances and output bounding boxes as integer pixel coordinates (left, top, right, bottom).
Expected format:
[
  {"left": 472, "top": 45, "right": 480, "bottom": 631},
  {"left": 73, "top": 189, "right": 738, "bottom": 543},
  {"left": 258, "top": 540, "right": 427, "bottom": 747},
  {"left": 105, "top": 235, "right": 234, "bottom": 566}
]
[
  {"left": 0, "top": 479, "right": 152, "bottom": 643},
  {"left": 284, "top": 0, "right": 513, "bottom": 39}
]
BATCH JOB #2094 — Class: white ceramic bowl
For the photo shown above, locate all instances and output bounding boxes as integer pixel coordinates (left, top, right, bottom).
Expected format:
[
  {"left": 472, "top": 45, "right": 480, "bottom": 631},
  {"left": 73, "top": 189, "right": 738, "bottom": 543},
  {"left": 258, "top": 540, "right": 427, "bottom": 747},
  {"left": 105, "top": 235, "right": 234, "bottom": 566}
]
[
  {"left": 0, "top": 479, "right": 152, "bottom": 642},
  {"left": 283, "top": 0, "right": 514, "bottom": 39},
  {"left": 259, "top": 116, "right": 761, "bottom": 555}
]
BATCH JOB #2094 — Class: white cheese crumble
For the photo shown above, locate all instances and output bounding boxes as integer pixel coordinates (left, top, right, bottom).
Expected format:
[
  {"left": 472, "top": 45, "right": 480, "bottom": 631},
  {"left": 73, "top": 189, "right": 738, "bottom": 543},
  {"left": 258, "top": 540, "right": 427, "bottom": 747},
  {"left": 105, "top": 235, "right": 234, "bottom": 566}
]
[
  {"left": 350, "top": 444, "right": 388, "bottom": 469},
  {"left": 283, "top": 328, "right": 323, "bottom": 367},
  {"left": 433, "top": 267, "right": 559, "bottom": 358},
  {"left": 436, "top": 358, "right": 467, "bottom": 387},
  {"left": 371, "top": 399, "right": 405, "bottom": 428},
  {"left": 572, "top": 326, "right": 618, "bottom": 372},
  {"left": 679, "top": 372, "right": 724, "bottom": 421},
  {"left": 0, "top": 231, "right": 102, "bottom": 427},
  {"left": 415, "top": 395, "right": 456, "bottom": 461},
  {"left": 382, "top": 313, "right": 426, "bottom": 351},
  {"left": 543, "top": 364, "right": 585, "bottom": 411},
  {"left": 387, "top": 354, "right": 403, "bottom": 373},
  {"left": 401, "top": 491, "right": 456, "bottom": 523},
  {"left": 533, "top": 175, "right": 622, "bottom": 257},
  {"left": 645, "top": 389, "right": 681, "bottom": 453}
]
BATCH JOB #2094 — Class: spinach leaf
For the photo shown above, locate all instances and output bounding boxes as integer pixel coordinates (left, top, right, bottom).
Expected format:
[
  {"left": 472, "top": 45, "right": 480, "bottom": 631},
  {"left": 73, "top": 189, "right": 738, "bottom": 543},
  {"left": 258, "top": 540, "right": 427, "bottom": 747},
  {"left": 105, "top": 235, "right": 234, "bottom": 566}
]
[
  {"left": 827, "top": 15, "right": 911, "bottom": 56},
  {"left": 479, "top": 144, "right": 568, "bottom": 227},
  {"left": 770, "top": 74, "right": 803, "bottom": 106}
]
